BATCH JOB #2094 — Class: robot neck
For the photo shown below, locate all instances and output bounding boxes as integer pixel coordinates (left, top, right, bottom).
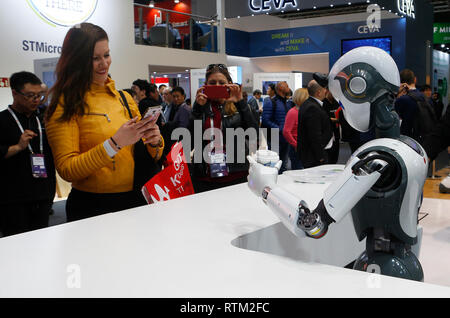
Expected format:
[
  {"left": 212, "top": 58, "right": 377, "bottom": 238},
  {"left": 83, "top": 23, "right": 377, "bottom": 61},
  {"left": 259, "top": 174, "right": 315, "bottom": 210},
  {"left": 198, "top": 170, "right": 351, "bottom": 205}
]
[{"left": 371, "top": 92, "right": 400, "bottom": 139}]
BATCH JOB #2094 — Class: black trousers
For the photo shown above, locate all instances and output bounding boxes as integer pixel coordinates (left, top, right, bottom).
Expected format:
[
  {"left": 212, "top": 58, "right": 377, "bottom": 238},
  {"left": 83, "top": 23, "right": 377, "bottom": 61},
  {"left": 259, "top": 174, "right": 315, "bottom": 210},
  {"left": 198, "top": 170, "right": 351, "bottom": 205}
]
[
  {"left": 0, "top": 200, "right": 52, "bottom": 237},
  {"left": 326, "top": 140, "right": 340, "bottom": 165},
  {"left": 66, "top": 188, "right": 147, "bottom": 222}
]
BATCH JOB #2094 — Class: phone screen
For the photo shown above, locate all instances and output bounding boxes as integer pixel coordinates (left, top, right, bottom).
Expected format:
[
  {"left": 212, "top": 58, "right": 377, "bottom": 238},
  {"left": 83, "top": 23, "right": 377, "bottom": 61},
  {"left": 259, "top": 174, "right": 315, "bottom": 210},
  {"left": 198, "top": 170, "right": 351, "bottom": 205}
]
[{"left": 144, "top": 105, "right": 162, "bottom": 119}]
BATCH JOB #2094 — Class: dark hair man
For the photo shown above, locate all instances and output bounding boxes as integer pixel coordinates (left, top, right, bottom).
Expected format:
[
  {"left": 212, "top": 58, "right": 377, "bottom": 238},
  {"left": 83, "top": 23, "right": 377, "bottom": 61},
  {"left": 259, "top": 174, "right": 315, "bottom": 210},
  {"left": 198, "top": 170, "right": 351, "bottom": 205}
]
[
  {"left": 158, "top": 84, "right": 167, "bottom": 96},
  {"left": 131, "top": 79, "right": 150, "bottom": 104},
  {"left": 395, "top": 69, "right": 437, "bottom": 144},
  {"left": 248, "top": 89, "right": 262, "bottom": 124},
  {"left": 296, "top": 80, "right": 333, "bottom": 168},
  {"left": 132, "top": 79, "right": 161, "bottom": 116},
  {"left": 267, "top": 83, "right": 276, "bottom": 98},
  {"left": 0, "top": 71, "right": 56, "bottom": 237}
]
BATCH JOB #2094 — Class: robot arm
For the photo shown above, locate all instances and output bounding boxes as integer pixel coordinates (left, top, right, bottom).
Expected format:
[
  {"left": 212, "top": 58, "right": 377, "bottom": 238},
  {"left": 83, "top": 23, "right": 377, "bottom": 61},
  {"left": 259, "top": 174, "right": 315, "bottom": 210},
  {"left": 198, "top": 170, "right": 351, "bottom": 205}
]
[{"left": 248, "top": 152, "right": 389, "bottom": 239}]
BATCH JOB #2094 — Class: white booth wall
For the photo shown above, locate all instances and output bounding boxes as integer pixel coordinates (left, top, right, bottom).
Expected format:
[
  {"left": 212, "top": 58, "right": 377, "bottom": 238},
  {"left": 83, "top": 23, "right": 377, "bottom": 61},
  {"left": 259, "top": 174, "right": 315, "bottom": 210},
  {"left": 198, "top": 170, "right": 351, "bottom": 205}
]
[
  {"left": 252, "top": 72, "right": 303, "bottom": 96},
  {"left": 0, "top": 0, "right": 226, "bottom": 110},
  {"left": 227, "top": 54, "right": 329, "bottom": 94}
]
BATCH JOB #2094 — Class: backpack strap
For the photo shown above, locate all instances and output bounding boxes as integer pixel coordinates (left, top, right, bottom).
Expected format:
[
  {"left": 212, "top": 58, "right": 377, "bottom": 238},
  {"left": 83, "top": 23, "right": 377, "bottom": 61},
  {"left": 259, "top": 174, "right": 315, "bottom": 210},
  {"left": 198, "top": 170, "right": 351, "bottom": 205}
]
[{"left": 118, "top": 90, "right": 133, "bottom": 119}]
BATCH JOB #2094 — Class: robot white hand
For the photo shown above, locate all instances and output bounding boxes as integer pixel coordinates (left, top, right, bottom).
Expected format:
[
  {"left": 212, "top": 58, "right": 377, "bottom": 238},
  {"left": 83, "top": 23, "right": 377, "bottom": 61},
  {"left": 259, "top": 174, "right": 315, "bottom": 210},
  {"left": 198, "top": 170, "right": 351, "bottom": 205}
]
[
  {"left": 246, "top": 154, "right": 282, "bottom": 198},
  {"left": 247, "top": 151, "right": 339, "bottom": 239}
]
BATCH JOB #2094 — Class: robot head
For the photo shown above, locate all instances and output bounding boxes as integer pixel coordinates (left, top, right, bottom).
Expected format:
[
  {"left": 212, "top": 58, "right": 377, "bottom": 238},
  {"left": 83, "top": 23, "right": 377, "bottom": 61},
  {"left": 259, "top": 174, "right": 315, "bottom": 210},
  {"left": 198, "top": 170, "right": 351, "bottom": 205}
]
[{"left": 328, "top": 46, "right": 400, "bottom": 132}]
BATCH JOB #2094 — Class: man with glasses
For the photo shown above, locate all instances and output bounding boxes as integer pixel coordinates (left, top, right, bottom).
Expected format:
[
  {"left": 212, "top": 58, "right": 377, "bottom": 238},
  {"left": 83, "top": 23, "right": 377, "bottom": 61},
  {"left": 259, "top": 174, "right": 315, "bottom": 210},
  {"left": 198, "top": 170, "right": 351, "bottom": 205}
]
[
  {"left": 161, "top": 86, "right": 173, "bottom": 122},
  {"left": 261, "top": 81, "right": 294, "bottom": 173},
  {"left": 0, "top": 71, "right": 56, "bottom": 237}
]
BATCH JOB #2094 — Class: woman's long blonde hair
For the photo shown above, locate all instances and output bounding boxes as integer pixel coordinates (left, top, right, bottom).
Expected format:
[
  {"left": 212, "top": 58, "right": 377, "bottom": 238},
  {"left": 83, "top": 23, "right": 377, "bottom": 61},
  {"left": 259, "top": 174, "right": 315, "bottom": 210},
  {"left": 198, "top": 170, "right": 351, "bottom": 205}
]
[
  {"left": 224, "top": 101, "right": 237, "bottom": 116},
  {"left": 292, "top": 88, "right": 309, "bottom": 108}
]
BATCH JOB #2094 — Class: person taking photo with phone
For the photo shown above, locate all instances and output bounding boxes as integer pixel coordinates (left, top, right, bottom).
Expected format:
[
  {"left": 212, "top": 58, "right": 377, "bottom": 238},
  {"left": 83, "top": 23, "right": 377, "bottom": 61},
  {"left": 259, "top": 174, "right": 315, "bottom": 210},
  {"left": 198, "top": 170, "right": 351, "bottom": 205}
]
[
  {"left": 190, "top": 64, "right": 258, "bottom": 193},
  {"left": 45, "top": 23, "right": 164, "bottom": 222}
]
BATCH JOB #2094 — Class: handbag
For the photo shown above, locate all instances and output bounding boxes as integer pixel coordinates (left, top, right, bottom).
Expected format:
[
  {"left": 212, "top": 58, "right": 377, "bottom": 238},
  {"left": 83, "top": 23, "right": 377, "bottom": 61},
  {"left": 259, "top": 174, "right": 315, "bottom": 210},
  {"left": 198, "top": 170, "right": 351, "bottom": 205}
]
[{"left": 118, "top": 91, "right": 161, "bottom": 192}]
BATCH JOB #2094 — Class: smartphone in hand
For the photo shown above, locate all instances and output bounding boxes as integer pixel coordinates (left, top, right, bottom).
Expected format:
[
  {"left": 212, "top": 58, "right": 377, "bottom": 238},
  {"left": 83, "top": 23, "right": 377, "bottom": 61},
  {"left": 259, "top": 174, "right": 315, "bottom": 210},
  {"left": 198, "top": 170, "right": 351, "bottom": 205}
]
[
  {"left": 143, "top": 105, "right": 162, "bottom": 120},
  {"left": 203, "top": 85, "right": 230, "bottom": 100}
]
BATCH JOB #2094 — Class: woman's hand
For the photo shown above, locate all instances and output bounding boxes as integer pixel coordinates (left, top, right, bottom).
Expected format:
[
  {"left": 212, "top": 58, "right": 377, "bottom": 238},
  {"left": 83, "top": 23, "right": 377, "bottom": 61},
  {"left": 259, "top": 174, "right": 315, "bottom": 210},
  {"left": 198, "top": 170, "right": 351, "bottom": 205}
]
[
  {"left": 111, "top": 115, "right": 160, "bottom": 149},
  {"left": 141, "top": 114, "right": 162, "bottom": 146},
  {"left": 195, "top": 87, "right": 208, "bottom": 106},
  {"left": 226, "top": 84, "right": 243, "bottom": 103}
]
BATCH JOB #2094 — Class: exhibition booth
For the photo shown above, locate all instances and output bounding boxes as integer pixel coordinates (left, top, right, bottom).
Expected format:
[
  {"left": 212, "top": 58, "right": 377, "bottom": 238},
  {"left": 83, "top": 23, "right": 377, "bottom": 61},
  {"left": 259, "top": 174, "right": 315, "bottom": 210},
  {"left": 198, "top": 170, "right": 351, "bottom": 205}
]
[{"left": 0, "top": 0, "right": 450, "bottom": 299}]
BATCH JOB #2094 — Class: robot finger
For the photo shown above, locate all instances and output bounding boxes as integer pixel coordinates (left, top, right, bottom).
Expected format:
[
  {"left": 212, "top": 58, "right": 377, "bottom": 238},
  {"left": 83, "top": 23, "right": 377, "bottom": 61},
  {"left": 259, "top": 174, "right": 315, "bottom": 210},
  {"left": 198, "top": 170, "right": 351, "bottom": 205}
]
[
  {"left": 274, "top": 160, "right": 283, "bottom": 170},
  {"left": 247, "top": 155, "right": 258, "bottom": 165}
]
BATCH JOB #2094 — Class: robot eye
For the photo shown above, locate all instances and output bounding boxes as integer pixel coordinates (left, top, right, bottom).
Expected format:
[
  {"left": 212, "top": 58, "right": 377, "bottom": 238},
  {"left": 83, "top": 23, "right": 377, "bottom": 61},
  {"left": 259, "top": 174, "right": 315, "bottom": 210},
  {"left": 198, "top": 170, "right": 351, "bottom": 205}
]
[{"left": 349, "top": 76, "right": 367, "bottom": 95}]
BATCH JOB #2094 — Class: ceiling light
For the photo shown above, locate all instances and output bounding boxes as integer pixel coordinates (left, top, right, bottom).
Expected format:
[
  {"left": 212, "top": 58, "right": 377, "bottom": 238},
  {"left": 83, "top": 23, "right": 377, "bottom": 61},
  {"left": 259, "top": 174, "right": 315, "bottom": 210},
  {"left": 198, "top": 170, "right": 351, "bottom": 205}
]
[
  {"left": 174, "top": 0, "right": 180, "bottom": 3},
  {"left": 348, "top": 2, "right": 352, "bottom": 5},
  {"left": 330, "top": 4, "right": 334, "bottom": 7},
  {"left": 313, "top": 6, "right": 317, "bottom": 9},
  {"left": 442, "top": 44, "right": 446, "bottom": 48},
  {"left": 149, "top": 1, "right": 154, "bottom": 8}
]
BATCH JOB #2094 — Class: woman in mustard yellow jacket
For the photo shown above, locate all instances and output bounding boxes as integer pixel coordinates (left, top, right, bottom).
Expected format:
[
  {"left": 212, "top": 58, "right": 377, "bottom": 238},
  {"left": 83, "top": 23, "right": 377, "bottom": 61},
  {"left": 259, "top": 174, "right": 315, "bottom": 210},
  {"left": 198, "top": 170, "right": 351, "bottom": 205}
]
[{"left": 46, "top": 23, "right": 163, "bottom": 221}]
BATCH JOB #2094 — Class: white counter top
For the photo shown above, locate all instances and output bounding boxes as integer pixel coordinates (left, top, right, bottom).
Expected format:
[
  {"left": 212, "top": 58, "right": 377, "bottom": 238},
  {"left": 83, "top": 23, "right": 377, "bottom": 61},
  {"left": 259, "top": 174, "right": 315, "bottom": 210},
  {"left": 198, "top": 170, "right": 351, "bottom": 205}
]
[{"left": 0, "top": 175, "right": 449, "bottom": 298}]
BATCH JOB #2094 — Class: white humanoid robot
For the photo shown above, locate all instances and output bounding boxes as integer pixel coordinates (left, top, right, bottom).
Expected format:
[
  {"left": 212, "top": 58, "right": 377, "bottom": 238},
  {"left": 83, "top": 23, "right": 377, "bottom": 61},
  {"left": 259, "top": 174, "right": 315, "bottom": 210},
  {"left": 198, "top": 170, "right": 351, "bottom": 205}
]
[{"left": 247, "top": 47, "right": 428, "bottom": 281}]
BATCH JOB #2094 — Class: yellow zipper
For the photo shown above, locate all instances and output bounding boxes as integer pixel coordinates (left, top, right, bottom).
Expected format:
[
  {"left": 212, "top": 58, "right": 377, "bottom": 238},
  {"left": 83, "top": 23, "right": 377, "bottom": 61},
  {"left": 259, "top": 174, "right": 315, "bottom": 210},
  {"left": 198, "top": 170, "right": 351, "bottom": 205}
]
[{"left": 87, "top": 112, "right": 111, "bottom": 122}]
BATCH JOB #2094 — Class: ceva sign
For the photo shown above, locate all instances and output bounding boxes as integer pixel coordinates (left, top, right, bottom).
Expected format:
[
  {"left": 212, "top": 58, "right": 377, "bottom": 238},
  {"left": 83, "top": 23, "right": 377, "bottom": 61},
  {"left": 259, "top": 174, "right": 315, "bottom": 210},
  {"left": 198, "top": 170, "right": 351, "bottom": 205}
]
[
  {"left": 397, "top": 0, "right": 415, "bottom": 19},
  {"left": 249, "top": 0, "right": 297, "bottom": 12},
  {"left": 26, "top": 0, "right": 98, "bottom": 27}
]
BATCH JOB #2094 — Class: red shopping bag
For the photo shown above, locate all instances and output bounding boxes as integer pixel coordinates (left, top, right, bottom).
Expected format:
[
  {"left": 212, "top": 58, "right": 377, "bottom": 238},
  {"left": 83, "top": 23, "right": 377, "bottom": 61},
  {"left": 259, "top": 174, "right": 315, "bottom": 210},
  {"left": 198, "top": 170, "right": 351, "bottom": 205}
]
[{"left": 141, "top": 142, "right": 195, "bottom": 204}]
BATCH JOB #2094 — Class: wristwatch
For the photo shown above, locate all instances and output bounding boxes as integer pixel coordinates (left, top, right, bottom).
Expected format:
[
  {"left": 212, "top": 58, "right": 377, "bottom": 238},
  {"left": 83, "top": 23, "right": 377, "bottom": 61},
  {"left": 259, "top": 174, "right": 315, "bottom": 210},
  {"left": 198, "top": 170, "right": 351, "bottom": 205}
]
[{"left": 149, "top": 138, "right": 163, "bottom": 148}]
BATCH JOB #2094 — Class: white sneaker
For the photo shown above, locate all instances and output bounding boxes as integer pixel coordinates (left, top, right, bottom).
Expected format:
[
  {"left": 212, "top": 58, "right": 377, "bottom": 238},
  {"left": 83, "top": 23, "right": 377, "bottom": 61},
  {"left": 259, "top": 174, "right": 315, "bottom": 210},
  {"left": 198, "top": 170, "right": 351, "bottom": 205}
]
[{"left": 439, "top": 174, "right": 450, "bottom": 194}]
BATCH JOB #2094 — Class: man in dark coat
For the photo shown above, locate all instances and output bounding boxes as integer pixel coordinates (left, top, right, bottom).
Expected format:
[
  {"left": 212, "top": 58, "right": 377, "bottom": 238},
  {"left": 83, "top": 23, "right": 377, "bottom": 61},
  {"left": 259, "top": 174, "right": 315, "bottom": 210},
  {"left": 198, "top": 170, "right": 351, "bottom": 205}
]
[{"left": 297, "top": 80, "right": 333, "bottom": 168}]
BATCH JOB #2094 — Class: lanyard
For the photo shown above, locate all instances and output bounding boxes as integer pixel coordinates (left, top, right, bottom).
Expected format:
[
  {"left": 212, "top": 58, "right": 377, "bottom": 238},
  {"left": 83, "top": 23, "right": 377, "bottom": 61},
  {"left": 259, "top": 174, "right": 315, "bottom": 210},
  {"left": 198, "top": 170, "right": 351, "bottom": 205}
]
[
  {"left": 209, "top": 105, "right": 224, "bottom": 149},
  {"left": 7, "top": 107, "right": 43, "bottom": 155}
]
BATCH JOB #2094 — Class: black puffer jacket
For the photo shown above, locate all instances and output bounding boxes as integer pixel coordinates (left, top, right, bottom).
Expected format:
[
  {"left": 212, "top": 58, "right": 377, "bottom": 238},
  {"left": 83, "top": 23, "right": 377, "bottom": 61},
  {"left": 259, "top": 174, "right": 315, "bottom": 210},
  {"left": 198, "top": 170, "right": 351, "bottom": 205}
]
[{"left": 189, "top": 99, "right": 258, "bottom": 178}]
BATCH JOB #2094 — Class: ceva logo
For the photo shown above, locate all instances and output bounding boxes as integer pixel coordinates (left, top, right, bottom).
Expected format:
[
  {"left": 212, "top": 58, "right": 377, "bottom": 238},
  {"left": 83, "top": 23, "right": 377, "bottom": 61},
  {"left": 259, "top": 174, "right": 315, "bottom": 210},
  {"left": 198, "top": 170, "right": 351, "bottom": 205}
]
[{"left": 26, "top": 0, "right": 98, "bottom": 27}]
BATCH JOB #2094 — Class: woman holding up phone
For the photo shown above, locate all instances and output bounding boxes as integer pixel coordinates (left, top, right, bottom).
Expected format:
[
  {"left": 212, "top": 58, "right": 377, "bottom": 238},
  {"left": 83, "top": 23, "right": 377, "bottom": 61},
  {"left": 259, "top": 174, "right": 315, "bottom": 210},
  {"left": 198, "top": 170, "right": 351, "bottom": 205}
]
[
  {"left": 190, "top": 64, "right": 258, "bottom": 193},
  {"left": 45, "top": 23, "right": 164, "bottom": 221}
]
